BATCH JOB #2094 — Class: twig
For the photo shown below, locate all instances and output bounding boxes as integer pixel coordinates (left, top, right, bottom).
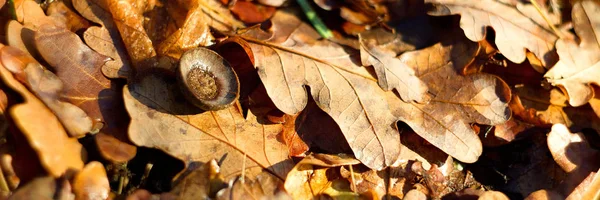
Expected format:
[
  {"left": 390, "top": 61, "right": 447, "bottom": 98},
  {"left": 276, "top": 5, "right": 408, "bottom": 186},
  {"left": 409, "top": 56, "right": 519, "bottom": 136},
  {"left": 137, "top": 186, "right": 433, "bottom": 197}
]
[
  {"left": 296, "top": 0, "right": 333, "bottom": 39},
  {"left": 529, "top": 0, "right": 563, "bottom": 38},
  {"left": 349, "top": 165, "right": 357, "bottom": 192}
]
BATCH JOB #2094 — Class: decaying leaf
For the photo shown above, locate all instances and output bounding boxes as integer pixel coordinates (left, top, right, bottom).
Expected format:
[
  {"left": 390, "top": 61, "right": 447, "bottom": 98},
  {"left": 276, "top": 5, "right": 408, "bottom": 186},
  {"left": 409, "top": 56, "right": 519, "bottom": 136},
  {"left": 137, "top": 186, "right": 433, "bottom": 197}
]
[
  {"left": 426, "top": 0, "right": 559, "bottom": 67},
  {"left": 124, "top": 73, "right": 294, "bottom": 179},
  {"left": 72, "top": 161, "right": 110, "bottom": 200},
  {"left": 33, "top": 23, "right": 136, "bottom": 161},
  {"left": 0, "top": 59, "right": 84, "bottom": 177},
  {"left": 339, "top": 161, "right": 421, "bottom": 199},
  {"left": 284, "top": 154, "right": 361, "bottom": 199},
  {"left": 544, "top": 0, "right": 600, "bottom": 107},
  {"left": 359, "top": 34, "right": 430, "bottom": 103}
]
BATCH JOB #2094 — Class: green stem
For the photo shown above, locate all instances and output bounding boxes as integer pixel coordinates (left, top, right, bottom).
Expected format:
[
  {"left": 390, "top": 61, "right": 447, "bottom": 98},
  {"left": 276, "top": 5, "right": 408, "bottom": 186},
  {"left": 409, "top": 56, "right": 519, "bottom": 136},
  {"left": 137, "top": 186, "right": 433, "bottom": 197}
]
[
  {"left": 296, "top": 0, "right": 333, "bottom": 39},
  {"left": 7, "top": 0, "right": 16, "bottom": 20}
]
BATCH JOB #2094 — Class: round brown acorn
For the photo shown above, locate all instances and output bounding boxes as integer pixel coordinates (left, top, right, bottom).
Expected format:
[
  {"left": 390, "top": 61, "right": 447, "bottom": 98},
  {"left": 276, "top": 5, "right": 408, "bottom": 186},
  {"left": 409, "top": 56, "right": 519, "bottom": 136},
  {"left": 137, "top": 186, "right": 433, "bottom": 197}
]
[{"left": 177, "top": 47, "right": 240, "bottom": 111}]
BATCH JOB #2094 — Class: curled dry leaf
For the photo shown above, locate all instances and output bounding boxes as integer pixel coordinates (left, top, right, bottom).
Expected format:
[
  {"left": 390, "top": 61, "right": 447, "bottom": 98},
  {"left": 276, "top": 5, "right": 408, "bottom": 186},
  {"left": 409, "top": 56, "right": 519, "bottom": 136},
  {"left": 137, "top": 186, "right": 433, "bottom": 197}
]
[
  {"left": 107, "top": 0, "right": 157, "bottom": 70},
  {"left": 0, "top": 61, "right": 84, "bottom": 177},
  {"left": 173, "top": 0, "right": 245, "bottom": 32},
  {"left": 73, "top": 0, "right": 132, "bottom": 79},
  {"left": 33, "top": 24, "right": 136, "bottom": 161},
  {"left": 544, "top": 0, "right": 600, "bottom": 107},
  {"left": 426, "top": 0, "right": 559, "bottom": 67},
  {"left": 124, "top": 73, "right": 294, "bottom": 179},
  {"left": 386, "top": 32, "right": 511, "bottom": 163},
  {"left": 72, "top": 161, "right": 110, "bottom": 200},
  {"left": 284, "top": 154, "right": 360, "bottom": 200},
  {"left": 359, "top": 34, "right": 430, "bottom": 103}
]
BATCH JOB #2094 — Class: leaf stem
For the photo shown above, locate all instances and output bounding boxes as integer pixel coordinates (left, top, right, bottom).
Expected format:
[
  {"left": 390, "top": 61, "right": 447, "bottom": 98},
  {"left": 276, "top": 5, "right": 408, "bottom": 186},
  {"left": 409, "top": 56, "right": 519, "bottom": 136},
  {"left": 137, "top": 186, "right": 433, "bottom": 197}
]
[
  {"left": 296, "top": 0, "right": 333, "bottom": 39},
  {"left": 530, "top": 0, "right": 563, "bottom": 38}
]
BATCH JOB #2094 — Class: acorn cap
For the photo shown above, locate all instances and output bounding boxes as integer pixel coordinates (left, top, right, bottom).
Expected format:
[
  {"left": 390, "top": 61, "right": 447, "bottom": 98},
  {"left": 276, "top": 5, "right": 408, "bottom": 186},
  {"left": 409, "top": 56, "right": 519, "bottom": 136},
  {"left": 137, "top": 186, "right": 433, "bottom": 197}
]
[{"left": 177, "top": 47, "right": 240, "bottom": 111}]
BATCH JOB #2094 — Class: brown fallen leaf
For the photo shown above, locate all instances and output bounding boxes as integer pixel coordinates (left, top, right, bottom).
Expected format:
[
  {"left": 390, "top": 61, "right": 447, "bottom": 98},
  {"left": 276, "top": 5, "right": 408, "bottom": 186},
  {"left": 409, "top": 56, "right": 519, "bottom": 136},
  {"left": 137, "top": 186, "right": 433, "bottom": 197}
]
[
  {"left": 172, "top": 0, "right": 244, "bottom": 32},
  {"left": 284, "top": 154, "right": 361, "bottom": 199},
  {"left": 227, "top": 1, "right": 276, "bottom": 24},
  {"left": 107, "top": 0, "right": 157, "bottom": 70},
  {"left": 339, "top": 161, "right": 421, "bottom": 199},
  {"left": 33, "top": 24, "right": 136, "bottom": 161},
  {"left": 46, "top": 1, "right": 91, "bottom": 33},
  {"left": 169, "top": 160, "right": 227, "bottom": 199},
  {"left": 544, "top": 0, "right": 600, "bottom": 107},
  {"left": 156, "top": 1, "right": 215, "bottom": 60},
  {"left": 386, "top": 32, "right": 511, "bottom": 164},
  {"left": 525, "top": 189, "right": 563, "bottom": 200},
  {"left": 72, "top": 161, "right": 110, "bottom": 200},
  {"left": 234, "top": 10, "right": 509, "bottom": 167},
  {"left": 216, "top": 172, "right": 290, "bottom": 200},
  {"left": 426, "top": 0, "right": 559, "bottom": 67},
  {"left": 73, "top": 0, "right": 132, "bottom": 79},
  {"left": 513, "top": 86, "right": 600, "bottom": 133},
  {"left": 234, "top": 10, "right": 403, "bottom": 169},
  {"left": 547, "top": 124, "right": 600, "bottom": 199},
  {"left": 124, "top": 73, "right": 294, "bottom": 179},
  {"left": 0, "top": 46, "right": 95, "bottom": 138},
  {"left": 5, "top": 20, "right": 36, "bottom": 58},
  {"left": 7, "top": 177, "right": 71, "bottom": 200},
  {"left": 0, "top": 60, "right": 84, "bottom": 177},
  {"left": 359, "top": 33, "right": 430, "bottom": 103}
]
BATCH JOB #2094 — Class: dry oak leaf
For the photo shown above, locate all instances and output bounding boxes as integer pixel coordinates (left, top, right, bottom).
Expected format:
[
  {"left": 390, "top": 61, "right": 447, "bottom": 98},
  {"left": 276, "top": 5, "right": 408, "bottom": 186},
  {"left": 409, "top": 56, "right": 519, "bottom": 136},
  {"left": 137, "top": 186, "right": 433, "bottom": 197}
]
[
  {"left": 0, "top": 46, "right": 94, "bottom": 138},
  {"left": 426, "top": 0, "right": 559, "bottom": 67},
  {"left": 124, "top": 73, "right": 294, "bottom": 180},
  {"left": 73, "top": 0, "right": 132, "bottom": 79},
  {"left": 215, "top": 172, "right": 291, "bottom": 200},
  {"left": 513, "top": 86, "right": 600, "bottom": 133},
  {"left": 156, "top": 1, "right": 216, "bottom": 60},
  {"left": 107, "top": 0, "right": 158, "bottom": 70},
  {"left": 234, "top": 10, "right": 403, "bottom": 170},
  {"left": 169, "top": 160, "right": 227, "bottom": 199},
  {"left": 385, "top": 33, "right": 512, "bottom": 163},
  {"left": 547, "top": 124, "right": 600, "bottom": 200},
  {"left": 544, "top": 0, "right": 600, "bottom": 107},
  {"left": 0, "top": 62, "right": 84, "bottom": 177},
  {"left": 284, "top": 154, "right": 361, "bottom": 200},
  {"left": 34, "top": 24, "right": 137, "bottom": 162},
  {"left": 72, "top": 161, "right": 110, "bottom": 200},
  {"left": 359, "top": 34, "right": 430, "bottom": 103}
]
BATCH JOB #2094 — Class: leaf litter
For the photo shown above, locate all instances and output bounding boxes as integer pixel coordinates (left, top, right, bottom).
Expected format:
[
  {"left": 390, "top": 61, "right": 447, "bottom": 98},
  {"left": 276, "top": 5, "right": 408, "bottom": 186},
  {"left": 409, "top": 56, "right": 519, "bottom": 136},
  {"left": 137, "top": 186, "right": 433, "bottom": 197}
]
[{"left": 0, "top": 0, "right": 599, "bottom": 199}]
